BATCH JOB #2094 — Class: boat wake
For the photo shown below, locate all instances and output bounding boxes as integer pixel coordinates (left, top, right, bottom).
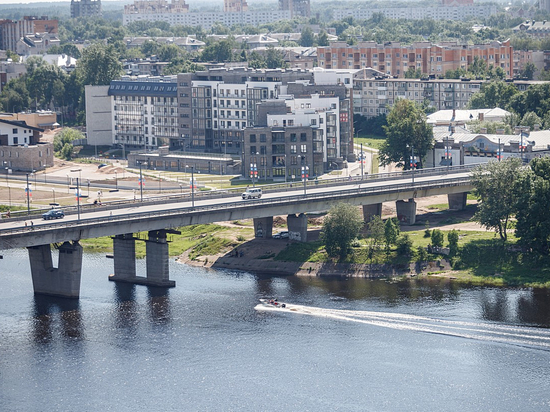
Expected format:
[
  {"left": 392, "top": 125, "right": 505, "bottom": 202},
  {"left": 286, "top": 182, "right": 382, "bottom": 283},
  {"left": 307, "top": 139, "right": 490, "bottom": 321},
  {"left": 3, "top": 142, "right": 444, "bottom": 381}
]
[{"left": 255, "top": 302, "right": 550, "bottom": 351}]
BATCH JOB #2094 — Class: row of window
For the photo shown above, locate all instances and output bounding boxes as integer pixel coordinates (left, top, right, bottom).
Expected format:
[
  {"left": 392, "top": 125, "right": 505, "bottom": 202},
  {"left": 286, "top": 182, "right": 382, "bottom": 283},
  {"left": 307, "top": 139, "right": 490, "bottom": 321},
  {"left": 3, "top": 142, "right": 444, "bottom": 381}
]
[{"left": 250, "top": 144, "right": 308, "bottom": 155}]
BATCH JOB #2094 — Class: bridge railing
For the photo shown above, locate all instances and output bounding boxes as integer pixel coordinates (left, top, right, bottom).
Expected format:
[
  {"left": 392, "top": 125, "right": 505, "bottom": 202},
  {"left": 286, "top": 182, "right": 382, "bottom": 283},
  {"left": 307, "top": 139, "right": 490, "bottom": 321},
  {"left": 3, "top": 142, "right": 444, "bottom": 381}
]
[
  {"left": 0, "top": 176, "right": 473, "bottom": 238},
  {"left": 3, "top": 164, "right": 478, "bottom": 223}
]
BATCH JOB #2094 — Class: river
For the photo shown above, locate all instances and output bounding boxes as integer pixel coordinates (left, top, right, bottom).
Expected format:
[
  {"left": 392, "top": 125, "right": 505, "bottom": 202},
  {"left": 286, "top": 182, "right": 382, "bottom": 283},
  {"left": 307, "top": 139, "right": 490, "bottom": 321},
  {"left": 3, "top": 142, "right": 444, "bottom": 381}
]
[{"left": 1, "top": 249, "right": 550, "bottom": 411}]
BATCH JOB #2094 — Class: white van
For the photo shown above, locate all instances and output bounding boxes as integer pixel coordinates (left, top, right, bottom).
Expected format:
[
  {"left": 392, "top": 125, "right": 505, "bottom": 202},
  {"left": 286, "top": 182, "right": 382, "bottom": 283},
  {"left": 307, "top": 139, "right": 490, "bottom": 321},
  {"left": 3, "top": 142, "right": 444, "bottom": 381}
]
[{"left": 242, "top": 188, "right": 262, "bottom": 200}]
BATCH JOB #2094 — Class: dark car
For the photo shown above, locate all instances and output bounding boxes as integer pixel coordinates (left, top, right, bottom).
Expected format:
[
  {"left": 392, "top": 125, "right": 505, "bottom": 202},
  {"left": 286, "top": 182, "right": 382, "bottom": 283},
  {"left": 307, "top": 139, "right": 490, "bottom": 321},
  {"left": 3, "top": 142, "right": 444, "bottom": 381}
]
[
  {"left": 97, "top": 163, "right": 108, "bottom": 169},
  {"left": 42, "top": 209, "right": 65, "bottom": 220}
]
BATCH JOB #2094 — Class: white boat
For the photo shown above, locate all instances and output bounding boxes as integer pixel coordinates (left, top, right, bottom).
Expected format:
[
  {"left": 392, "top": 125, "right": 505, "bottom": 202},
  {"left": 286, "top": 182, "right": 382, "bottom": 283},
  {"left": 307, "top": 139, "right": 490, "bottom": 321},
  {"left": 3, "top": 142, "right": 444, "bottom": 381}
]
[{"left": 259, "top": 298, "right": 287, "bottom": 308}]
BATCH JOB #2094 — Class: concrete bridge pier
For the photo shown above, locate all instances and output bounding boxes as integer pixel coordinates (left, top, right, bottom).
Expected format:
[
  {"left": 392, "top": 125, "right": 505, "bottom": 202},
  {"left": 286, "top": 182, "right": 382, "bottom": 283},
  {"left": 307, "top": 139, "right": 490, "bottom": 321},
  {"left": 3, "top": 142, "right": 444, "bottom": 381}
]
[
  {"left": 396, "top": 199, "right": 417, "bottom": 225},
  {"left": 145, "top": 230, "right": 175, "bottom": 287},
  {"left": 111, "top": 234, "right": 137, "bottom": 281},
  {"left": 362, "top": 203, "right": 382, "bottom": 222},
  {"left": 109, "top": 231, "right": 175, "bottom": 288},
  {"left": 253, "top": 217, "right": 273, "bottom": 238},
  {"left": 28, "top": 241, "right": 83, "bottom": 298},
  {"left": 287, "top": 213, "right": 308, "bottom": 242},
  {"left": 448, "top": 192, "right": 468, "bottom": 210}
]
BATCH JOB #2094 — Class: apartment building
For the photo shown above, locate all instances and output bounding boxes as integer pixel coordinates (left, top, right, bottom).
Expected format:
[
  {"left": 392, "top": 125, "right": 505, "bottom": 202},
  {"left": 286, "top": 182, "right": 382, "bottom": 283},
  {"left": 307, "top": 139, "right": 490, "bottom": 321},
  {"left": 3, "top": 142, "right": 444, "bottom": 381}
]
[
  {"left": 122, "top": 0, "right": 291, "bottom": 29},
  {"left": 353, "top": 78, "right": 483, "bottom": 118},
  {"left": 108, "top": 76, "right": 179, "bottom": 152},
  {"left": 0, "top": 16, "right": 58, "bottom": 53},
  {"left": 318, "top": 40, "right": 513, "bottom": 78},
  {"left": 70, "top": 0, "right": 102, "bottom": 18},
  {"left": 332, "top": 4, "right": 498, "bottom": 21},
  {"left": 279, "top": 0, "right": 310, "bottom": 18}
]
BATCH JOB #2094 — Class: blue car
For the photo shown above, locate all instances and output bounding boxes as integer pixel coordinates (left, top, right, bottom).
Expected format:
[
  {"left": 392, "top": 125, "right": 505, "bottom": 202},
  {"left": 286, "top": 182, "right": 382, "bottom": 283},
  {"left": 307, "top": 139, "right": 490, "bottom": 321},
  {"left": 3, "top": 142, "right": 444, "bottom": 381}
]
[{"left": 42, "top": 209, "right": 65, "bottom": 220}]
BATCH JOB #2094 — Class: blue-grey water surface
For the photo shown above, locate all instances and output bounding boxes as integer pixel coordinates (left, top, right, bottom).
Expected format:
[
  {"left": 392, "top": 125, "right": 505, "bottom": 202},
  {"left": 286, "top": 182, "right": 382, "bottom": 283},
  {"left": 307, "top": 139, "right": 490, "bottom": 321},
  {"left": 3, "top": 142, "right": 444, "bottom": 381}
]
[{"left": 1, "top": 249, "right": 550, "bottom": 411}]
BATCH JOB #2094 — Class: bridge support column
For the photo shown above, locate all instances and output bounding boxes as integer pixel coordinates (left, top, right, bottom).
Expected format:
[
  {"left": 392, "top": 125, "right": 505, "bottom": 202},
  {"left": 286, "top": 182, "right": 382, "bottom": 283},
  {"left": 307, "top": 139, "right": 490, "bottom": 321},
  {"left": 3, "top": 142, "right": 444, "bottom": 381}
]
[
  {"left": 362, "top": 203, "right": 382, "bottom": 222},
  {"left": 111, "top": 234, "right": 136, "bottom": 281},
  {"left": 145, "top": 230, "right": 175, "bottom": 287},
  {"left": 253, "top": 217, "right": 273, "bottom": 238},
  {"left": 396, "top": 199, "right": 417, "bottom": 225},
  {"left": 448, "top": 192, "right": 467, "bottom": 210},
  {"left": 109, "top": 231, "right": 175, "bottom": 288},
  {"left": 287, "top": 213, "right": 308, "bottom": 242},
  {"left": 28, "top": 241, "right": 83, "bottom": 298}
]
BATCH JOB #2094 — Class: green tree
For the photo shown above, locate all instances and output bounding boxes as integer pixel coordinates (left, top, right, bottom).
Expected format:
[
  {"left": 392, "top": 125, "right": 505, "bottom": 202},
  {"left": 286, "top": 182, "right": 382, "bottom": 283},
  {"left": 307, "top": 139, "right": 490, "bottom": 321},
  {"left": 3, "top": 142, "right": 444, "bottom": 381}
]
[
  {"left": 384, "top": 218, "right": 399, "bottom": 251},
  {"left": 396, "top": 234, "right": 413, "bottom": 257},
  {"left": 366, "top": 215, "right": 385, "bottom": 259},
  {"left": 265, "top": 46, "right": 286, "bottom": 69},
  {"left": 317, "top": 31, "right": 329, "bottom": 47},
  {"left": 521, "top": 111, "right": 543, "bottom": 129},
  {"left": 77, "top": 43, "right": 123, "bottom": 86},
  {"left": 467, "top": 81, "right": 519, "bottom": 110},
  {"left": 322, "top": 203, "right": 364, "bottom": 259},
  {"left": 431, "top": 229, "right": 444, "bottom": 248},
  {"left": 300, "top": 26, "right": 315, "bottom": 47},
  {"left": 514, "top": 157, "right": 550, "bottom": 254},
  {"left": 447, "top": 229, "right": 459, "bottom": 257},
  {"left": 519, "top": 62, "right": 536, "bottom": 80},
  {"left": 471, "top": 157, "right": 523, "bottom": 241},
  {"left": 53, "top": 128, "right": 85, "bottom": 160},
  {"left": 380, "top": 99, "right": 433, "bottom": 169}
]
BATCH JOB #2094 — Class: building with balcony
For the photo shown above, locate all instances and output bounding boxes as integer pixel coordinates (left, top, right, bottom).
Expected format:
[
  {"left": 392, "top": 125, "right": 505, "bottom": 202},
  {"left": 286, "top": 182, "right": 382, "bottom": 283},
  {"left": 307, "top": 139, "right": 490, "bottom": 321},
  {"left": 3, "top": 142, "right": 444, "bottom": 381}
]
[
  {"left": 318, "top": 40, "right": 513, "bottom": 78},
  {"left": 0, "top": 16, "right": 58, "bottom": 53}
]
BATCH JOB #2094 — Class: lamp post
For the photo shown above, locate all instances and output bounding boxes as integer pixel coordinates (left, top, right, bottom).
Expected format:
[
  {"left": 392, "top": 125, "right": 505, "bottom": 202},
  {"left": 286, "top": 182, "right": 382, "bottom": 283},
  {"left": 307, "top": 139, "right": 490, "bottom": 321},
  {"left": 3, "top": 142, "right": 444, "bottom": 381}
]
[
  {"left": 76, "top": 177, "right": 80, "bottom": 221},
  {"left": 26, "top": 173, "right": 30, "bottom": 215},
  {"left": 284, "top": 154, "right": 287, "bottom": 183},
  {"left": 66, "top": 174, "right": 70, "bottom": 193},
  {"left": 52, "top": 188, "right": 56, "bottom": 204},
  {"left": 407, "top": 144, "right": 416, "bottom": 184},
  {"left": 301, "top": 165, "right": 309, "bottom": 196},
  {"left": 115, "top": 172, "right": 118, "bottom": 190},
  {"left": 250, "top": 162, "right": 257, "bottom": 187},
  {"left": 498, "top": 137, "right": 501, "bottom": 162},
  {"left": 138, "top": 161, "right": 144, "bottom": 201},
  {"left": 187, "top": 165, "right": 195, "bottom": 208},
  {"left": 360, "top": 143, "right": 364, "bottom": 180},
  {"left": 445, "top": 135, "right": 450, "bottom": 172}
]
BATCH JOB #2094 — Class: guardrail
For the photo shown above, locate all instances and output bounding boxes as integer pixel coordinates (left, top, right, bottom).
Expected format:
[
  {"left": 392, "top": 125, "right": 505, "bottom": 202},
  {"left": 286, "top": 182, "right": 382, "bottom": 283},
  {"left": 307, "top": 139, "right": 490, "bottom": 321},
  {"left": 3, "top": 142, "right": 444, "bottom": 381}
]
[{"left": 0, "top": 176, "right": 472, "bottom": 238}]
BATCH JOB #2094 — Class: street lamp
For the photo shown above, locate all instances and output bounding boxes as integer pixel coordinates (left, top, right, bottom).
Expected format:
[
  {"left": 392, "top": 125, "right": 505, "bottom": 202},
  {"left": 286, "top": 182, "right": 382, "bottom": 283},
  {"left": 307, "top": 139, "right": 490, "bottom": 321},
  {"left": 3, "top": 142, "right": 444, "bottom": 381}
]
[
  {"left": 284, "top": 154, "right": 287, "bottom": 183},
  {"left": 76, "top": 177, "right": 80, "bottom": 221},
  {"left": 360, "top": 143, "right": 364, "bottom": 180},
  {"left": 498, "top": 137, "right": 501, "bottom": 162},
  {"left": 445, "top": 135, "right": 451, "bottom": 172},
  {"left": 52, "top": 188, "right": 56, "bottom": 204},
  {"left": 186, "top": 165, "right": 195, "bottom": 208},
  {"left": 250, "top": 162, "right": 257, "bottom": 187},
  {"left": 26, "top": 173, "right": 30, "bottom": 215},
  {"left": 115, "top": 172, "right": 118, "bottom": 190},
  {"left": 301, "top": 165, "right": 309, "bottom": 196},
  {"left": 137, "top": 160, "right": 145, "bottom": 201},
  {"left": 407, "top": 144, "right": 416, "bottom": 183}
]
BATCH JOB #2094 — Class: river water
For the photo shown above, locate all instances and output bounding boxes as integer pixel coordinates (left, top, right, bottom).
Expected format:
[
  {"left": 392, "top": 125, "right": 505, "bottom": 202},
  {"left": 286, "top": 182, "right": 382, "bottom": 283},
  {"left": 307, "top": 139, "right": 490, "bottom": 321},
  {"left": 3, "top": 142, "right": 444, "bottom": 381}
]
[{"left": 1, "top": 249, "right": 550, "bottom": 411}]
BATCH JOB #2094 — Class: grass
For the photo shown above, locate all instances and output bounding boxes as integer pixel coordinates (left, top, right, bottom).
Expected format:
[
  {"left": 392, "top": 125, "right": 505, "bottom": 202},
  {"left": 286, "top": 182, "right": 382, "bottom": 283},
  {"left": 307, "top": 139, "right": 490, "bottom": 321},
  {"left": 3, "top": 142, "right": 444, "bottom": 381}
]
[{"left": 355, "top": 136, "right": 385, "bottom": 151}]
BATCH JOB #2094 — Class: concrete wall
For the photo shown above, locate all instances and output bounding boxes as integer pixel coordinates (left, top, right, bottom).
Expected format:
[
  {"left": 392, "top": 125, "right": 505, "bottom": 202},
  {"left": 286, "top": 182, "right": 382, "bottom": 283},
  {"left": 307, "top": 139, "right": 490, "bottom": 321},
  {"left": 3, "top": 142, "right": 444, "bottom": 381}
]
[{"left": 85, "top": 85, "right": 114, "bottom": 147}]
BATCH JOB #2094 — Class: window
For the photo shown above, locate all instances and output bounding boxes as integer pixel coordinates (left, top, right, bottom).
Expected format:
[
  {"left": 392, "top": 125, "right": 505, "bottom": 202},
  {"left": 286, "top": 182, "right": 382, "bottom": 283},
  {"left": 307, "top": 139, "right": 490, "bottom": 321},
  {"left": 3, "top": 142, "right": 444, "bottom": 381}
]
[
  {"left": 300, "top": 144, "right": 307, "bottom": 153},
  {"left": 250, "top": 134, "right": 256, "bottom": 143},
  {"left": 290, "top": 145, "right": 297, "bottom": 154}
]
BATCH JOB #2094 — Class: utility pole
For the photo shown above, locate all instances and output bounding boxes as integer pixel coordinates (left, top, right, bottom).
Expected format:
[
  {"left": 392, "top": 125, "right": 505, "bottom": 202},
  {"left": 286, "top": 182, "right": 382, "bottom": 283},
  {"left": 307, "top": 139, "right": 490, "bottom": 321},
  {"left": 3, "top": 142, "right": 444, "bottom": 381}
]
[
  {"left": 76, "top": 177, "right": 80, "bottom": 221},
  {"left": 360, "top": 143, "right": 364, "bottom": 180},
  {"left": 26, "top": 173, "right": 30, "bottom": 215}
]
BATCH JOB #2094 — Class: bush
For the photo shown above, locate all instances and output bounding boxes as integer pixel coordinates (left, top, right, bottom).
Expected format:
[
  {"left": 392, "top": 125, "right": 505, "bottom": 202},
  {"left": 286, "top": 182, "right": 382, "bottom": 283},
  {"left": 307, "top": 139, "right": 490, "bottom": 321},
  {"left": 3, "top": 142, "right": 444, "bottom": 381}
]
[
  {"left": 431, "top": 229, "right": 444, "bottom": 248},
  {"left": 396, "top": 234, "right": 413, "bottom": 256},
  {"left": 416, "top": 246, "right": 428, "bottom": 262}
]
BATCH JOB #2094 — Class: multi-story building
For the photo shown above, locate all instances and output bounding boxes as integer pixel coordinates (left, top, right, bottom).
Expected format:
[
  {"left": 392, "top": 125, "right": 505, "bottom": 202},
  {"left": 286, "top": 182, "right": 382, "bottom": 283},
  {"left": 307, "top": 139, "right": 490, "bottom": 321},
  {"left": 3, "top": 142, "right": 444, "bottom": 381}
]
[
  {"left": 108, "top": 76, "right": 179, "bottom": 153},
  {"left": 318, "top": 40, "right": 514, "bottom": 78},
  {"left": 512, "top": 20, "right": 550, "bottom": 39},
  {"left": 70, "top": 0, "right": 102, "bottom": 18},
  {"left": 16, "top": 32, "right": 61, "bottom": 56},
  {"left": 278, "top": 0, "right": 310, "bottom": 18},
  {"left": 122, "top": 0, "right": 291, "bottom": 29},
  {"left": 0, "top": 16, "right": 58, "bottom": 53},
  {"left": 332, "top": 3, "right": 498, "bottom": 21},
  {"left": 224, "top": 0, "right": 248, "bottom": 12}
]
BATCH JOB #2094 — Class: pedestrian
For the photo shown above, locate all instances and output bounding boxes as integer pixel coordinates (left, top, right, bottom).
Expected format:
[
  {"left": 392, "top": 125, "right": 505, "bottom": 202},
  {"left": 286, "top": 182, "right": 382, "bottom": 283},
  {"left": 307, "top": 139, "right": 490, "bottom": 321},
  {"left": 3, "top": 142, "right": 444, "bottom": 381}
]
[
  {"left": 25, "top": 221, "right": 28, "bottom": 228},
  {"left": 6, "top": 209, "right": 10, "bottom": 218},
  {"left": 30, "top": 221, "right": 34, "bottom": 229}
]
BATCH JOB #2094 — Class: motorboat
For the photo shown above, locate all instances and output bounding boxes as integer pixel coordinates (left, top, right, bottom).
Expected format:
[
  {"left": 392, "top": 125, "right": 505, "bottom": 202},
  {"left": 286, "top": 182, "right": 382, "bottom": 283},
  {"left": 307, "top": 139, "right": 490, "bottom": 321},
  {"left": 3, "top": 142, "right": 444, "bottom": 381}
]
[{"left": 259, "top": 298, "right": 287, "bottom": 309}]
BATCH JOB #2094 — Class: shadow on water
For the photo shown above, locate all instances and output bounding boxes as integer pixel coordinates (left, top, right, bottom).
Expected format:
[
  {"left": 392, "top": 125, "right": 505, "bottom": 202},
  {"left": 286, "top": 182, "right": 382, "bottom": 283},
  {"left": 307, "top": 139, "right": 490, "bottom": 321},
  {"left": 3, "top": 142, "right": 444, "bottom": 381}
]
[
  {"left": 32, "top": 294, "right": 84, "bottom": 344},
  {"left": 147, "top": 287, "right": 171, "bottom": 324}
]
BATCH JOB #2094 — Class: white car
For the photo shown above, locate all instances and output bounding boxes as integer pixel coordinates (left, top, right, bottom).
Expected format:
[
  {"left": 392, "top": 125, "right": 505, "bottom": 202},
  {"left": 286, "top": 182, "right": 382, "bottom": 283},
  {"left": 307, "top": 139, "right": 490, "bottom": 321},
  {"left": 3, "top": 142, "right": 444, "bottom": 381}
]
[{"left": 242, "top": 188, "right": 262, "bottom": 200}]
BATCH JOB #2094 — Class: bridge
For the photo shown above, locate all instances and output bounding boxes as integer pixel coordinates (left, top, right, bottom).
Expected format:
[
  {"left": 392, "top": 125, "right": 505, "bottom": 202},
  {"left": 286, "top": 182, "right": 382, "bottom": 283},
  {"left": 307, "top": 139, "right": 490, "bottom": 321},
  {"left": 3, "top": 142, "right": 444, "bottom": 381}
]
[{"left": 0, "top": 165, "right": 475, "bottom": 298}]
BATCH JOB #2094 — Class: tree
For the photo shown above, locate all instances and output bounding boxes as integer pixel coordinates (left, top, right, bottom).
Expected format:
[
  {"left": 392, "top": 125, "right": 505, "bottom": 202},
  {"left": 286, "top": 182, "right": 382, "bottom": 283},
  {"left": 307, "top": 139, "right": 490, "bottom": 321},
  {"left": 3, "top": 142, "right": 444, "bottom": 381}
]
[
  {"left": 300, "top": 27, "right": 315, "bottom": 47},
  {"left": 53, "top": 128, "right": 85, "bottom": 160},
  {"left": 317, "top": 31, "right": 329, "bottom": 47},
  {"left": 265, "top": 47, "right": 286, "bottom": 69},
  {"left": 77, "top": 43, "right": 123, "bottom": 86},
  {"left": 322, "top": 203, "right": 364, "bottom": 259},
  {"left": 447, "top": 229, "right": 459, "bottom": 257},
  {"left": 514, "top": 157, "right": 550, "bottom": 254},
  {"left": 396, "top": 234, "right": 413, "bottom": 257},
  {"left": 431, "top": 229, "right": 444, "bottom": 248},
  {"left": 519, "top": 62, "right": 536, "bottom": 80},
  {"left": 384, "top": 218, "right": 400, "bottom": 251},
  {"left": 380, "top": 99, "right": 433, "bottom": 169},
  {"left": 467, "top": 81, "right": 519, "bottom": 110},
  {"left": 366, "top": 215, "right": 385, "bottom": 259},
  {"left": 471, "top": 157, "right": 523, "bottom": 241}
]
